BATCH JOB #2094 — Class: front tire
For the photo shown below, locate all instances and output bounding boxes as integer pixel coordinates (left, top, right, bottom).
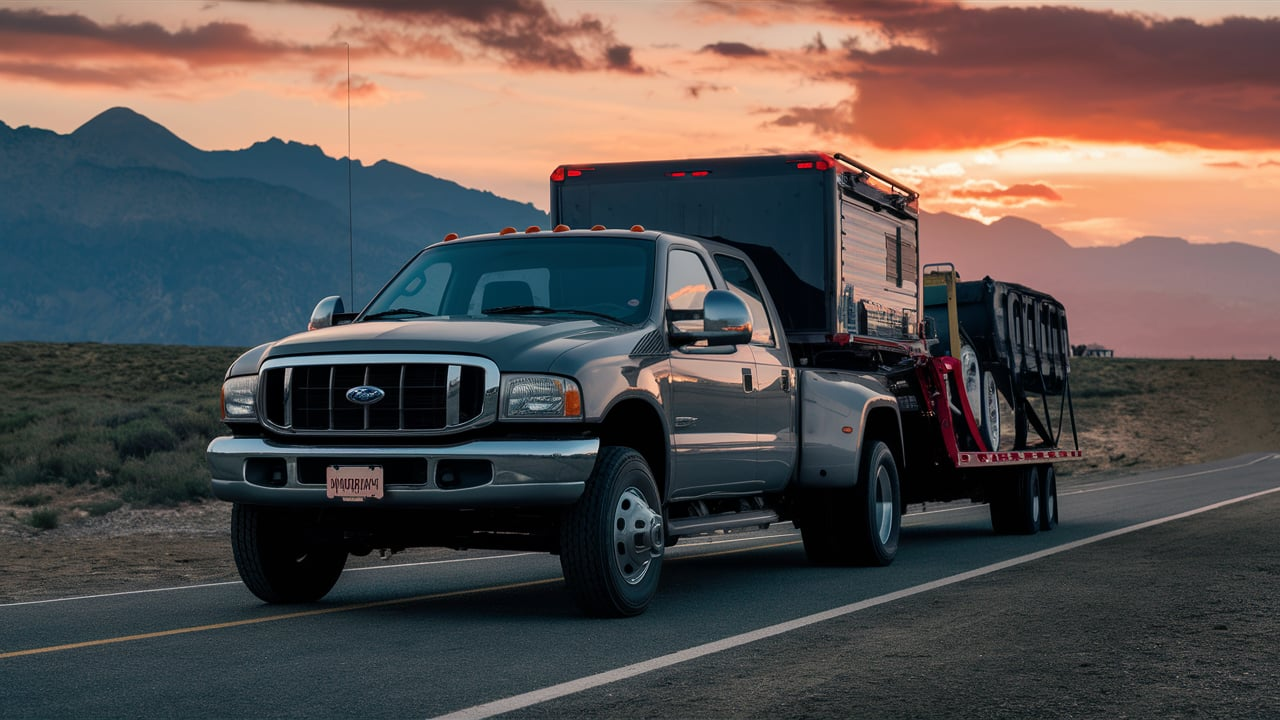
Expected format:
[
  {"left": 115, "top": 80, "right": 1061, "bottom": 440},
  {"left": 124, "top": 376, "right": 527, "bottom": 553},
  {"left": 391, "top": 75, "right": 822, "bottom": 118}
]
[
  {"left": 560, "top": 447, "right": 664, "bottom": 617},
  {"left": 231, "top": 504, "right": 348, "bottom": 603},
  {"left": 800, "top": 440, "right": 901, "bottom": 566}
]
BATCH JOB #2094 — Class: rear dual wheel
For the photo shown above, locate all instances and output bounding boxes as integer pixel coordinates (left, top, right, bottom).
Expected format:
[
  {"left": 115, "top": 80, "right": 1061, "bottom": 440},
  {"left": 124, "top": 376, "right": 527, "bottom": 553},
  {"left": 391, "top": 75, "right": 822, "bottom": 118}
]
[{"left": 800, "top": 440, "right": 901, "bottom": 567}]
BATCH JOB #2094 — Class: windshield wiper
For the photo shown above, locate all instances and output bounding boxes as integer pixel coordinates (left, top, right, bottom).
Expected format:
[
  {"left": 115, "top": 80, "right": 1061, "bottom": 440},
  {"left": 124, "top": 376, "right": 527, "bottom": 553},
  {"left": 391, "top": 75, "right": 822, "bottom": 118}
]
[
  {"left": 362, "top": 308, "right": 434, "bottom": 321},
  {"left": 482, "top": 305, "right": 625, "bottom": 323}
]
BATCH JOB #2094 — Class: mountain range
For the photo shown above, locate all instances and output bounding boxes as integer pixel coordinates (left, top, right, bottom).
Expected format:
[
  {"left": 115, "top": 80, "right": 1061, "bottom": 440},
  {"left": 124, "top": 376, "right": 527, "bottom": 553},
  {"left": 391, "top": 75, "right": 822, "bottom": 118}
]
[{"left": 1, "top": 107, "right": 1277, "bottom": 358}]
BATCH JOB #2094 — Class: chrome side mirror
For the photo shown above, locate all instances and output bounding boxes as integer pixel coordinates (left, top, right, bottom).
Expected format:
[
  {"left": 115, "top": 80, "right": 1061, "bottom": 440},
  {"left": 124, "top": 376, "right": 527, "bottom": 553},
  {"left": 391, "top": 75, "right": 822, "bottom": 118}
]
[{"left": 308, "top": 295, "right": 345, "bottom": 331}]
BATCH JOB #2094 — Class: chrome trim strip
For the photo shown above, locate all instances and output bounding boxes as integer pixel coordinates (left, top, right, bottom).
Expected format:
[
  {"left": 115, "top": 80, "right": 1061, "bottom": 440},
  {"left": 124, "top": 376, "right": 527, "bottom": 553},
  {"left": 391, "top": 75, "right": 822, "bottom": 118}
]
[
  {"left": 207, "top": 436, "right": 598, "bottom": 507},
  {"left": 446, "top": 364, "right": 462, "bottom": 427},
  {"left": 282, "top": 367, "right": 293, "bottom": 428}
]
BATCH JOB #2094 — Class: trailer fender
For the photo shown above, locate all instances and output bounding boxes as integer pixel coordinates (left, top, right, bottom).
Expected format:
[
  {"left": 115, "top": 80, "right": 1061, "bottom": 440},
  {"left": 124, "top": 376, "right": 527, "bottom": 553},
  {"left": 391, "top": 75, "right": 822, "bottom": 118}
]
[{"left": 796, "top": 369, "right": 902, "bottom": 489}]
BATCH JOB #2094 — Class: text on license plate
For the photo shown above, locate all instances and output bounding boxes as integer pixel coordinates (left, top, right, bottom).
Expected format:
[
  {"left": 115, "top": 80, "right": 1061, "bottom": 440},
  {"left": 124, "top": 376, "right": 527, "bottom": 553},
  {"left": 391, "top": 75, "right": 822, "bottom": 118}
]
[{"left": 326, "top": 465, "right": 384, "bottom": 502}]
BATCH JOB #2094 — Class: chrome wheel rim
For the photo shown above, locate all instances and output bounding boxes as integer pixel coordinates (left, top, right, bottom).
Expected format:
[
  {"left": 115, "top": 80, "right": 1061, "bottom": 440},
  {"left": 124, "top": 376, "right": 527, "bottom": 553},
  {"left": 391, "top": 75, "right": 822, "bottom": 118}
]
[
  {"left": 613, "top": 487, "right": 663, "bottom": 585},
  {"left": 873, "top": 463, "right": 895, "bottom": 544}
]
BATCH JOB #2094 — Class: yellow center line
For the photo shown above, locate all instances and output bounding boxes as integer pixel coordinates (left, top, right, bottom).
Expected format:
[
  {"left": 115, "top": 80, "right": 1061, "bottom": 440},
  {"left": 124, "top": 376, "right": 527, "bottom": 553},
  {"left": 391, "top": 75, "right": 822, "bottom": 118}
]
[
  {"left": 2, "top": 537, "right": 803, "bottom": 661},
  {"left": 0, "top": 578, "right": 558, "bottom": 660}
]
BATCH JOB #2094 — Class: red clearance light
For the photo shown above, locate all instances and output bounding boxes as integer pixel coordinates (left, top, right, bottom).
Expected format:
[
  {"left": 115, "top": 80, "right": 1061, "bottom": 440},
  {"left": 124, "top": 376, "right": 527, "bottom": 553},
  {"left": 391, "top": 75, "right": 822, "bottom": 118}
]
[
  {"left": 442, "top": 232, "right": 459, "bottom": 242},
  {"left": 630, "top": 225, "right": 646, "bottom": 232},
  {"left": 553, "top": 224, "right": 570, "bottom": 232},
  {"left": 793, "top": 159, "right": 832, "bottom": 171},
  {"left": 552, "top": 166, "right": 593, "bottom": 182},
  {"left": 829, "top": 333, "right": 851, "bottom": 346},
  {"left": 525, "top": 225, "right": 542, "bottom": 233},
  {"left": 669, "top": 171, "right": 686, "bottom": 177},
  {"left": 590, "top": 225, "right": 606, "bottom": 231},
  {"left": 692, "top": 170, "right": 710, "bottom": 177},
  {"left": 499, "top": 227, "right": 518, "bottom": 235}
]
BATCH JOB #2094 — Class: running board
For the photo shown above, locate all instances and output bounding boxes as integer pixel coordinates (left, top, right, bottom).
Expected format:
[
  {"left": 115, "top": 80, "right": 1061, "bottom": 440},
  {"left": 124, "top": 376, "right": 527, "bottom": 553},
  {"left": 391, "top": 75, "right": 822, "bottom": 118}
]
[{"left": 666, "top": 509, "right": 780, "bottom": 538}]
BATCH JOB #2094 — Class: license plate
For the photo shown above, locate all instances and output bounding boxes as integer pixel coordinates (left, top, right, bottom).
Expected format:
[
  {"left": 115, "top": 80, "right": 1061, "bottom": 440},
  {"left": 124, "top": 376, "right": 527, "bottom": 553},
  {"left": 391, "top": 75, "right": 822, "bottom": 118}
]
[{"left": 326, "top": 465, "right": 384, "bottom": 502}]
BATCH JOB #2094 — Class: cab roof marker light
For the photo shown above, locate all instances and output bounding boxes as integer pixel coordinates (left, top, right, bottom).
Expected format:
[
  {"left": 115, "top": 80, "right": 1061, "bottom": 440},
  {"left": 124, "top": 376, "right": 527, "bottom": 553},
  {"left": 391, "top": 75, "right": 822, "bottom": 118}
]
[
  {"left": 499, "top": 226, "right": 518, "bottom": 235},
  {"left": 525, "top": 225, "right": 542, "bottom": 233},
  {"left": 591, "top": 225, "right": 606, "bottom": 231},
  {"left": 442, "top": 232, "right": 459, "bottom": 242},
  {"left": 630, "top": 225, "right": 646, "bottom": 232},
  {"left": 553, "top": 224, "right": 570, "bottom": 232}
]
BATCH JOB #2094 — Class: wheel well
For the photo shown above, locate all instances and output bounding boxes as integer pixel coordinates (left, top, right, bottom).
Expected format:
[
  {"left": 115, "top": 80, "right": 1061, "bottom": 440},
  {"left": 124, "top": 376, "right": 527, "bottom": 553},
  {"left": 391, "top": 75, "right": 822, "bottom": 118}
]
[
  {"left": 598, "top": 399, "right": 668, "bottom": 497},
  {"left": 864, "top": 406, "right": 904, "bottom": 470}
]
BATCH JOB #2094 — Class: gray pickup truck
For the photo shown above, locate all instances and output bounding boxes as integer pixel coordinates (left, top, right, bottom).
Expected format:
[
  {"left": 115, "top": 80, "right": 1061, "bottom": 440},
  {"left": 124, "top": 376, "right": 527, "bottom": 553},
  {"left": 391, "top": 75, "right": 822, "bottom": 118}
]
[{"left": 208, "top": 219, "right": 908, "bottom": 617}]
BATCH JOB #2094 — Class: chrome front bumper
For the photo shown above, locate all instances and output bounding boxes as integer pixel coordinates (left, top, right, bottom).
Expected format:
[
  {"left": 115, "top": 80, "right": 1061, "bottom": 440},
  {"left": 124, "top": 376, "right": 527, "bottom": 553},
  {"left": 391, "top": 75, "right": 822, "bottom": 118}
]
[{"left": 206, "top": 436, "right": 598, "bottom": 507}]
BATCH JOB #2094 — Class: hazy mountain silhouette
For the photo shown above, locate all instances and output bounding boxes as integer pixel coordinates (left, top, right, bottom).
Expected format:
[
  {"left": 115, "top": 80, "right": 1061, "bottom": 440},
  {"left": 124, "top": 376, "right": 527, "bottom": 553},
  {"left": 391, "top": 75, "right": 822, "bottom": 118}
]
[
  {"left": 1, "top": 108, "right": 1276, "bottom": 357},
  {"left": 0, "top": 107, "right": 547, "bottom": 346},
  {"left": 921, "top": 213, "right": 1280, "bottom": 359}
]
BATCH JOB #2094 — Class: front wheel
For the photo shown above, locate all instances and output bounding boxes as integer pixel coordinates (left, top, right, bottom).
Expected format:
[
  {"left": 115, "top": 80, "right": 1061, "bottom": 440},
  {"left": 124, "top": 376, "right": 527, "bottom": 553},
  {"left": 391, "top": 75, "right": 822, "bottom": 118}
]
[
  {"left": 231, "top": 504, "right": 348, "bottom": 603},
  {"left": 560, "top": 447, "right": 664, "bottom": 617}
]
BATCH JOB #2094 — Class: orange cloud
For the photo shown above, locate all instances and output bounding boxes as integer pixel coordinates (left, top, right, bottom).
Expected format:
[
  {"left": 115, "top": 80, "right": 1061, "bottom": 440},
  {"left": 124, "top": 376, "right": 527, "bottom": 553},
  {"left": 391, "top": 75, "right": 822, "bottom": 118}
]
[
  {"left": 699, "top": 1, "right": 1280, "bottom": 151},
  {"left": 949, "top": 181, "right": 1063, "bottom": 205}
]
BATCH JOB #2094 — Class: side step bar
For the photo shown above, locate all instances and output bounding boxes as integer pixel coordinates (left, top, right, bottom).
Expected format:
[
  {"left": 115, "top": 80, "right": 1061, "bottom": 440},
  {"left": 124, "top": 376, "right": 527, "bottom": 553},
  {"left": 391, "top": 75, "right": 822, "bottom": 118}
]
[{"left": 666, "top": 509, "right": 779, "bottom": 538}]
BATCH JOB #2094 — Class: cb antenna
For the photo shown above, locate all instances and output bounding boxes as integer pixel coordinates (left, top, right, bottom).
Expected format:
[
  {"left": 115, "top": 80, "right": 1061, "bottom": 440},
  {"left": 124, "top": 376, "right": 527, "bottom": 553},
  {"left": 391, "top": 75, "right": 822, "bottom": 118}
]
[{"left": 346, "top": 42, "right": 355, "bottom": 308}]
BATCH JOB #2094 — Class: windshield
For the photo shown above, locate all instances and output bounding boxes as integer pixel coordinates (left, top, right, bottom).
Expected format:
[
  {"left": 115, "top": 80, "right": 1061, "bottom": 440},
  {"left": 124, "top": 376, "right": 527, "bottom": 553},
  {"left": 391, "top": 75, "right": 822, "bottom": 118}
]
[{"left": 362, "top": 236, "right": 655, "bottom": 324}]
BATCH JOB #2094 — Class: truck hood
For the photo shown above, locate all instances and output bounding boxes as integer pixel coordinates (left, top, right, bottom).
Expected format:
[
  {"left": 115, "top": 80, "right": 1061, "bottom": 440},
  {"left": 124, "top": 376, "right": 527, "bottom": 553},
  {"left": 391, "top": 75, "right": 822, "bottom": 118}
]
[{"left": 257, "top": 316, "right": 638, "bottom": 371}]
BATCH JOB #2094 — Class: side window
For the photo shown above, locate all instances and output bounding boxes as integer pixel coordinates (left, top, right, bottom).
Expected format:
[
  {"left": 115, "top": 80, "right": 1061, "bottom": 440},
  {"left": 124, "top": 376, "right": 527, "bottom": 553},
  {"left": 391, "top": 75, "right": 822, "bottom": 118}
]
[
  {"left": 714, "top": 254, "right": 775, "bottom": 346},
  {"left": 666, "top": 249, "right": 713, "bottom": 335}
]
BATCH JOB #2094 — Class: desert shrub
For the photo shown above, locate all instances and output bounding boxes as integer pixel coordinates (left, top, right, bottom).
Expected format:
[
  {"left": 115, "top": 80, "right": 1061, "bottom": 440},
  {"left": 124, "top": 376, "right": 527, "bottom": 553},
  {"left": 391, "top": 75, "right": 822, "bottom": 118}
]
[
  {"left": 28, "top": 507, "right": 59, "bottom": 530},
  {"left": 0, "top": 411, "right": 38, "bottom": 433},
  {"left": 78, "top": 498, "right": 125, "bottom": 516},
  {"left": 111, "top": 418, "right": 180, "bottom": 459},
  {"left": 37, "top": 443, "right": 120, "bottom": 485},
  {"left": 117, "top": 451, "right": 212, "bottom": 507},
  {"left": 14, "top": 493, "right": 53, "bottom": 507},
  {"left": 156, "top": 405, "right": 223, "bottom": 442}
]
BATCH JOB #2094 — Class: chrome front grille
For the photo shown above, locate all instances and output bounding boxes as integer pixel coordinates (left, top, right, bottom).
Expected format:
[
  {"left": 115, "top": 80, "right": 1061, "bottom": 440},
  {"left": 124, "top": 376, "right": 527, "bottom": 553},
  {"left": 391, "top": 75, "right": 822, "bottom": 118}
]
[{"left": 259, "top": 354, "right": 499, "bottom": 435}]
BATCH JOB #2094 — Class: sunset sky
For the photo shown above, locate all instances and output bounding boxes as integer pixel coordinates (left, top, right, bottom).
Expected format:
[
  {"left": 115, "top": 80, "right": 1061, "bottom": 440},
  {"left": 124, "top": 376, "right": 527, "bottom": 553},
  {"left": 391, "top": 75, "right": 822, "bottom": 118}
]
[{"left": 2, "top": 0, "right": 1279, "bottom": 253}]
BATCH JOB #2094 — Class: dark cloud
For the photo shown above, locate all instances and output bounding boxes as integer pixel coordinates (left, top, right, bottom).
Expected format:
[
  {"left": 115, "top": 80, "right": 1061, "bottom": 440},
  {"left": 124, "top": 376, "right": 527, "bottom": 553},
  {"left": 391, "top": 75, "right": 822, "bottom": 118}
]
[
  {"left": 768, "top": 101, "right": 856, "bottom": 135},
  {"left": 701, "top": 42, "right": 768, "bottom": 58},
  {"left": 950, "top": 182, "right": 1063, "bottom": 203},
  {"left": 687, "top": 82, "right": 733, "bottom": 99},
  {"left": 0, "top": 1, "right": 646, "bottom": 93},
  {"left": 732, "top": 1, "right": 1280, "bottom": 150},
  {"left": 269, "top": 0, "right": 647, "bottom": 72}
]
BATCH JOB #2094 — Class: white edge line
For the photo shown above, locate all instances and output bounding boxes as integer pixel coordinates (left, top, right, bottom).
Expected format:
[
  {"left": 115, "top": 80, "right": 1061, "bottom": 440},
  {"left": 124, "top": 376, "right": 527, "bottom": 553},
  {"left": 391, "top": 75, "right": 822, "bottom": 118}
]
[{"left": 432, "top": 483, "right": 1280, "bottom": 720}]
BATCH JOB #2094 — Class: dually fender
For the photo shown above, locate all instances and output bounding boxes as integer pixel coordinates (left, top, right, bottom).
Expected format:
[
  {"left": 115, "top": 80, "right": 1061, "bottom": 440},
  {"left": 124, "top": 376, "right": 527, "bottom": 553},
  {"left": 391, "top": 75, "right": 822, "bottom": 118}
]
[{"left": 796, "top": 368, "right": 902, "bottom": 489}]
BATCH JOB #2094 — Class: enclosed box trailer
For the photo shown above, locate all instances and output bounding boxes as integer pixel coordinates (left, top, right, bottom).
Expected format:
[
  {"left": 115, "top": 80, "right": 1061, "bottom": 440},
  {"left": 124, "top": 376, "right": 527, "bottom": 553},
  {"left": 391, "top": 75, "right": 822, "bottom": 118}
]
[{"left": 552, "top": 153, "right": 921, "bottom": 349}]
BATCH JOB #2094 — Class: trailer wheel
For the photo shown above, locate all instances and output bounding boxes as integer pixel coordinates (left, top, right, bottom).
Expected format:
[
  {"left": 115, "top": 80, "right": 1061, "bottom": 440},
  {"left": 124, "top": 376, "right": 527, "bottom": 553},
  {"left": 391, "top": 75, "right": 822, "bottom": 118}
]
[
  {"left": 560, "top": 446, "right": 664, "bottom": 617},
  {"left": 800, "top": 440, "right": 901, "bottom": 566},
  {"left": 959, "top": 343, "right": 983, "bottom": 420},
  {"left": 1040, "top": 465, "right": 1059, "bottom": 531},
  {"left": 231, "top": 504, "right": 348, "bottom": 604},
  {"left": 979, "top": 369, "right": 1000, "bottom": 451},
  {"left": 989, "top": 465, "right": 1041, "bottom": 535}
]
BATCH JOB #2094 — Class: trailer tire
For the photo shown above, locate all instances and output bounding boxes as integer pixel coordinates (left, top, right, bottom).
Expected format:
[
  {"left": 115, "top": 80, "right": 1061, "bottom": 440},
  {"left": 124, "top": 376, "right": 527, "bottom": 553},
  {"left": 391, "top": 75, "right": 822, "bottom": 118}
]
[
  {"left": 800, "top": 440, "right": 901, "bottom": 567},
  {"left": 231, "top": 504, "right": 347, "bottom": 604},
  {"left": 1040, "top": 465, "right": 1059, "bottom": 531},
  {"left": 979, "top": 369, "right": 1000, "bottom": 451},
  {"left": 560, "top": 446, "right": 664, "bottom": 617},
  {"left": 989, "top": 465, "right": 1041, "bottom": 535}
]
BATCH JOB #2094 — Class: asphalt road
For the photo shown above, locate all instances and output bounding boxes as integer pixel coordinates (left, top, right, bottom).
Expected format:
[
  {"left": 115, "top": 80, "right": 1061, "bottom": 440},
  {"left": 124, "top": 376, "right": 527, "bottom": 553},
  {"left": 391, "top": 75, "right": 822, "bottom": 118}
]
[{"left": 2, "top": 453, "right": 1278, "bottom": 719}]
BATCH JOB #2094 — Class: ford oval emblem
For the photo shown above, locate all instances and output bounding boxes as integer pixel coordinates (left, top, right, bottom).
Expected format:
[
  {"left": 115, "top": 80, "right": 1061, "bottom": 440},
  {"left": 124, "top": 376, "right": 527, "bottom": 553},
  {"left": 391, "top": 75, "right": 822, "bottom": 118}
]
[{"left": 346, "top": 385, "right": 386, "bottom": 405}]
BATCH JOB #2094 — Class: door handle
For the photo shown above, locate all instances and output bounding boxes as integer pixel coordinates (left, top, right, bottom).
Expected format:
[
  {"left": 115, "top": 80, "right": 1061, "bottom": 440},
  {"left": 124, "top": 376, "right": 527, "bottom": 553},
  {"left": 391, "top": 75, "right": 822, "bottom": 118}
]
[
  {"left": 742, "top": 367, "right": 754, "bottom": 393},
  {"left": 781, "top": 368, "right": 791, "bottom": 393}
]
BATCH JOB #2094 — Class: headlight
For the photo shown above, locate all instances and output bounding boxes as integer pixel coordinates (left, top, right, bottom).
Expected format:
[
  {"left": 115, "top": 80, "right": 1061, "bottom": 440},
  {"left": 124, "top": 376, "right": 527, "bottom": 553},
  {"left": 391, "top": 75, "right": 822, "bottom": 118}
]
[
  {"left": 501, "top": 375, "right": 582, "bottom": 420},
  {"left": 221, "top": 375, "right": 259, "bottom": 421}
]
